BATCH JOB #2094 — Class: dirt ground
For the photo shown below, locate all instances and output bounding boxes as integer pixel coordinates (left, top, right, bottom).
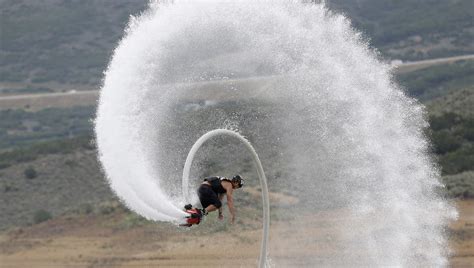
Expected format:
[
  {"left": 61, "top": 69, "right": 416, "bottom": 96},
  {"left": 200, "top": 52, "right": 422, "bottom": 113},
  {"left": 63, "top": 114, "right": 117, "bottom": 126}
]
[
  {"left": 449, "top": 200, "right": 474, "bottom": 267},
  {"left": 0, "top": 200, "right": 473, "bottom": 267}
]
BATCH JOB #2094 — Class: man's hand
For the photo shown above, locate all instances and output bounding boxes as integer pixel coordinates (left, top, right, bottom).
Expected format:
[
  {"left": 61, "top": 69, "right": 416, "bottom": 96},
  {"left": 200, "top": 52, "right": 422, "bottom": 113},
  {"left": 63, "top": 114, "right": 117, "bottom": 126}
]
[{"left": 218, "top": 213, "right": 224, "bottom": 220}]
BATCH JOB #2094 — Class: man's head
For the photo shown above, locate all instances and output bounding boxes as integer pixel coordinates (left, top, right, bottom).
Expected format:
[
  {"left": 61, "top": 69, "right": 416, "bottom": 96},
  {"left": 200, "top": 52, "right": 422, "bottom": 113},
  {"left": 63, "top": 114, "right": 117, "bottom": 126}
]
[{"left": 231, "top": 175, "right": 244, "bottom": 189}]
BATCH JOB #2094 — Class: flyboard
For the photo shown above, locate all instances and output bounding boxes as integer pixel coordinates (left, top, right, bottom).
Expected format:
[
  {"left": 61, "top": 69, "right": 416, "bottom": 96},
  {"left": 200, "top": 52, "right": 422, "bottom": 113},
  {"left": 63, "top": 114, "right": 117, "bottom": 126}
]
[{"left": 180, "top": 204, "right": 203, "bottom": 227}]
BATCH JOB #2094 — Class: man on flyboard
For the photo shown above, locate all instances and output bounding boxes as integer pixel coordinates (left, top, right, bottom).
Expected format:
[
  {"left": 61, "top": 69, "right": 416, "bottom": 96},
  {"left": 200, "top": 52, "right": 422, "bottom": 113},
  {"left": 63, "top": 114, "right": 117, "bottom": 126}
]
[{"left": 182, "top": 175, "right": 244, "bottom": 226}]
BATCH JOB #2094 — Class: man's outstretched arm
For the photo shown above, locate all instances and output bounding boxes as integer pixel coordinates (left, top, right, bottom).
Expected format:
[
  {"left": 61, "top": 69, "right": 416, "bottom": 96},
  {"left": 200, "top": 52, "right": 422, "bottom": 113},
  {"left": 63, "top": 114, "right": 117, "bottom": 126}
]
[
  {"left": 218, "top": 194, "right": 224, "bottom": 219},
  {"left": 226, "top": 189, "right": 235, "bottom": 224}
]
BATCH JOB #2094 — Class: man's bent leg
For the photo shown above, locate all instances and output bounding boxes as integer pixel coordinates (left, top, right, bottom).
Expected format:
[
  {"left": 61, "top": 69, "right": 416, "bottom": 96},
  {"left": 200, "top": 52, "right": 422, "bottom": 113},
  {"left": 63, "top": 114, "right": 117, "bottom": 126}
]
[
  {"left": 204, "top": 198, "right": 222, "bottom": 214},
  {"left": 198, "top": 185, "right": 222, "bottom": 214},
  {"left": 205, "top": 204, "right": 218, "bottom": 213}
]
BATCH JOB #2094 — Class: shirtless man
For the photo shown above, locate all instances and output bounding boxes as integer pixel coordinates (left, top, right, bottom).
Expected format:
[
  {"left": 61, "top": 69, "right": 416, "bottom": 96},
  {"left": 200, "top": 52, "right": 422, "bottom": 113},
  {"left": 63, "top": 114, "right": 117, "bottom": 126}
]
[{"left": 197, "top": 175, "right": 244, "bottom": 224}]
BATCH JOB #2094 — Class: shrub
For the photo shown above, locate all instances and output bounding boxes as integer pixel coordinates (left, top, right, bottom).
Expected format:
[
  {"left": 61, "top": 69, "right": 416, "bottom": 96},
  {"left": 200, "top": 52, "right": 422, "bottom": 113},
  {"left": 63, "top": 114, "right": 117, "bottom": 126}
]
[
  {"left": 120, "top": 213, "right": 149, "bottom": 229},
  {"left": 99, "top": 201, "right": 124, "bottom": 215},
  {"left": 443, "top": 172, "right": 474, "bottom": 198},
  {"left": 33, "top": 209, "right": 52, "bottom": 224},
  {"left": 0, "top": 135, "right": 95, "bottom": 170},
  {"left": 440, "top": 147, "right": 474, "bottom": 175},
  {"left": 3, "top": 184, "right": 12, "bottom": 192},
  {"left": 463, "top": 127, "right": 474, "bottom": 142},
  {"left": 64, "top": 159, "right": 77, "bottom": 168},
  {"left": 100, "top": 204, "right": 115, "bottom": 215},
  {"left": 78, "top": 203, "right": 94, "bottom": 215},
  {"left": 3, "top": 182, "right": 19, "bottom": 192},
  {"left": 431, "top": 131, "right": 462, "bottom": 154},
  {"left": 24, "top": 166, "right": 37, "bottom": 179},
  {"left": 429, "top": 113, "right": 459, "bottom": 131}
]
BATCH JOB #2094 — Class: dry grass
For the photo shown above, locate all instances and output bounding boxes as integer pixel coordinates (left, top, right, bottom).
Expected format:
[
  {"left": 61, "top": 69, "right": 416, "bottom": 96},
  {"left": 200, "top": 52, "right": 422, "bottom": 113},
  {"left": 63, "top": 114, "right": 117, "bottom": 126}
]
[
  {"left": 449, "top": 200, "right": 474, "bottom": 267},
  {"left": 1, "top": 200, "right": 472, "bottom": 267}
]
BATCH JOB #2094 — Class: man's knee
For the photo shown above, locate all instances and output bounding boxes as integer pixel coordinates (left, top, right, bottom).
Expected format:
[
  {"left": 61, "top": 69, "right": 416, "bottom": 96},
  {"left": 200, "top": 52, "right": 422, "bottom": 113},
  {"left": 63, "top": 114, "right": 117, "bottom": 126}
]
[{"left": 214, "top": 200, "right": 222, "bottom": 208}]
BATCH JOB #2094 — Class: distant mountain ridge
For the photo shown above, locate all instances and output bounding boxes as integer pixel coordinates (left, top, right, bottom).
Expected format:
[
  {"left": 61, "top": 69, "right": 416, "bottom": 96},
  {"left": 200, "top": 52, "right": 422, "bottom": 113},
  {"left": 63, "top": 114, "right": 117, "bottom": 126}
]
[
  {"left": 0, "top": 0, "right": 148, "bottom": 86},
  {"left": 1, "top": 0, "right": 473, "bottom": 87}
]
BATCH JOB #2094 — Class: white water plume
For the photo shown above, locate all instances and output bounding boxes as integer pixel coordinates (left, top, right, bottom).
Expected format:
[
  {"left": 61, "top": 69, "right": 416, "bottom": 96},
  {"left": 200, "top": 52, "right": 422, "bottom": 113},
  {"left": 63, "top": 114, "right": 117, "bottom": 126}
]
[{"left": 95, "top": 0, "right": 457, "bottom": 266}]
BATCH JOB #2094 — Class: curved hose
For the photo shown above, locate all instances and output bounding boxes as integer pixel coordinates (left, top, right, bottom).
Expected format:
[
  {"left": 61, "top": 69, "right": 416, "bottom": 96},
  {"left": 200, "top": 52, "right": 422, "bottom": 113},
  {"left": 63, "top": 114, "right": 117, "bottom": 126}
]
[{"left": 182, "top": 129, "right": 270, "bottom": 268}]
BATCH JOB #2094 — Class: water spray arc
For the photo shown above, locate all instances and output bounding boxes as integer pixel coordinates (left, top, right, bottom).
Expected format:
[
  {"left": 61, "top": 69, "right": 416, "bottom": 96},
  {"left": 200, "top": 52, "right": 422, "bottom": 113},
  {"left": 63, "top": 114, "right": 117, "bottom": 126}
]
[
  {"left": 95, "top": 1, "right": 457, "bottom": 265},
  {"left": 182, "top": 129, "right": 270, "bottom": 268}
]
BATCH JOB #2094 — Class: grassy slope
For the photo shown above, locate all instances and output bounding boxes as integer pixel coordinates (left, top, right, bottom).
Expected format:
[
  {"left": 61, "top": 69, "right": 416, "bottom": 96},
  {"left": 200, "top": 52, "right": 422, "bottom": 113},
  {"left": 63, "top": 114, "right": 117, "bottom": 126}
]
[
  {"left": 426, "top": 86, "right": 474, "bottom": 117},
  {"left": 423, "top": 80, "right": 474, "bottom": 197},
  {"left": 0, "top": 137, "right": 112, "bottom": 231},
  {"left": 397, "top": 60, "right": 474, "bottom": 101},
  {"left": 0, "top": 106, "right": 95, "bottom": 150}
]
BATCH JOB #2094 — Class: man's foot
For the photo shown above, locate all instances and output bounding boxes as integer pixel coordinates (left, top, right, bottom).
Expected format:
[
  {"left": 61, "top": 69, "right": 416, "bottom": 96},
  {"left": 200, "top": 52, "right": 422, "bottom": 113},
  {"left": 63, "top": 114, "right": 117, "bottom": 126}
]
[
  {"left": 180, "top": 206, "right": 203, "bottom": 227},
  {"left": 190, "top": 209, "right": 204, "bottom": 219},
  {"left": 183, "top": 205, "right": 206, "bottom": 219}
]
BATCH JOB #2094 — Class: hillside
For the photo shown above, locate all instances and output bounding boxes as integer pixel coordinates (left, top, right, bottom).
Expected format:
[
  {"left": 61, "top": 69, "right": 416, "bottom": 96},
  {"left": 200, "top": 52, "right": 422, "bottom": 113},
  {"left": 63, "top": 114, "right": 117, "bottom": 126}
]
[
  {"left": 421, "top": 81, "right": 474, "bottom": 197},
  {"left": 397, "top": 60, "right": 474, "bottom": 101},
  {"left": 1, "top": 0, "right": 473, "bottom": 88},
  {"left": 426, "top": 86, "right": 474, "bottom": 117},
  {"left": 0, "top": 0, "right": 148, "bottom": 86},
  {"left": 0, "top": 106, "right": 95, "bottom": 150},
  {"left": 0, "top": 137, "right": 113, "bottom": 230},
  {"left": 1, "top": 79, "right": 473, "bottom": 231},
  {"left": 328, "top": 0, "right": 474, "bottom": 60}
]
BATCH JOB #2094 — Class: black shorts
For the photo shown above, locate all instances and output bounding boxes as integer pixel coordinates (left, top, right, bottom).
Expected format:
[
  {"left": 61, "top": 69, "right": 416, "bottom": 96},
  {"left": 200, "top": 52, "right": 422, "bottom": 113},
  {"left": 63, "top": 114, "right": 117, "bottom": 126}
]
[{"left": 198, "top": 184, "right": 222, "bottom": 209}]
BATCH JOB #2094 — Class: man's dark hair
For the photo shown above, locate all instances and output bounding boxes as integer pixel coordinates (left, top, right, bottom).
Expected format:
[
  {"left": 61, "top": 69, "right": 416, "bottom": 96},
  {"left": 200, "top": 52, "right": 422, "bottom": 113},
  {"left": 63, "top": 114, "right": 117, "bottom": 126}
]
[{"left": 232, "top": 175, "right": 244, "bottom": 188}]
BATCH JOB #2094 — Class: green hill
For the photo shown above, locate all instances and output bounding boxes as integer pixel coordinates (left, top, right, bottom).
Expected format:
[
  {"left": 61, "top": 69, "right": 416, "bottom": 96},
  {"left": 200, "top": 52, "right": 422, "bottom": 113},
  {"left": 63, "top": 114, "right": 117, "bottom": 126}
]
[
  {"left": 397, "top": 60, "right": 474, "bottom": 101},
  {"left": 1, "top": 0, "right": 473, "bottom": 87},
  {"left": 328, "top": 0, "right": 474, "bottom": 60},
  {"left": 0, "top": 0, "right": 148, "bottom": 86},
  {"left": 0, "top": 137, "right": 112, "bottom": 231},
  {"left": 0, "top": 106, "right": 95, "bottom": 150},
  {"left": 426, "top": 86, "right": 474, "bottom": 117},
  {"left": 424, "top": 85, "right": 474, "bottom": 197}
]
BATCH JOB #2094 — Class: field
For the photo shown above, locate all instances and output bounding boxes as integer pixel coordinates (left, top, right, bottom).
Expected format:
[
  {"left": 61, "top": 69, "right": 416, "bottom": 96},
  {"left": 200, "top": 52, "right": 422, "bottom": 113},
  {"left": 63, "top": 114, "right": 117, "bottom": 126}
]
[
  {"left": 1, "top": 1, "right": 473, "bottom": 266},
  {"left": 0, "top": 199, "right": 472, "bottom": 267}
]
